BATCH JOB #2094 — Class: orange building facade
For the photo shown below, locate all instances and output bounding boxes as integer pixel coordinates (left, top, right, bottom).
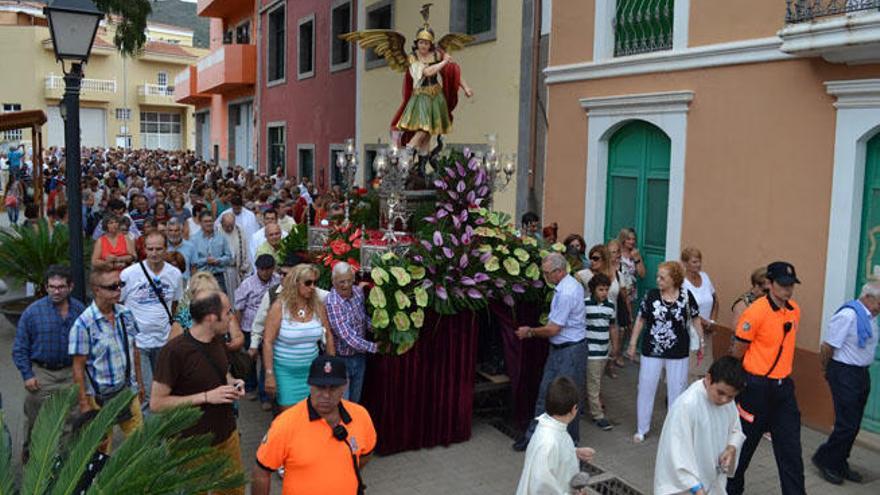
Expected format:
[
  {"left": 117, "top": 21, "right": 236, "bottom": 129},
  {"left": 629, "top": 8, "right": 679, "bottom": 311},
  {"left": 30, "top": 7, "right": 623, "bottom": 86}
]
[
  {"left": 543, "top": 0, "right": 880, "bottom": 436},
  {"left": 174, "top": 0, "right": 256, "bottom": 169}
]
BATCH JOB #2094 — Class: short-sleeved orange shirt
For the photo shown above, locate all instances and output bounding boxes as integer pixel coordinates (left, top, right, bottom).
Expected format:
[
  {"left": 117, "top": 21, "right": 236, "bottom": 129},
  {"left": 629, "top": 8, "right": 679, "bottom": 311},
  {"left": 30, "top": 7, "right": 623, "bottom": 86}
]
[
  {"left": 735, "top": 295, "right": 801, "bottom": 379},
  {"left": 256, "top": 398, "right": 376, "bottom": 495}
]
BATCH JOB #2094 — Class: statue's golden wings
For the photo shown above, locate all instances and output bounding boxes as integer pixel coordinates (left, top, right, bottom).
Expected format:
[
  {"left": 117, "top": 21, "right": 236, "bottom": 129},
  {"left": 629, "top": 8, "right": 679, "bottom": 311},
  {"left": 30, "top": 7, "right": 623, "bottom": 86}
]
[
  {"left": 340, "top": 30, "right": 408, "bottom": 72},
  {"left": 437, "top": 33, "right": 475, "bottom": 52}
]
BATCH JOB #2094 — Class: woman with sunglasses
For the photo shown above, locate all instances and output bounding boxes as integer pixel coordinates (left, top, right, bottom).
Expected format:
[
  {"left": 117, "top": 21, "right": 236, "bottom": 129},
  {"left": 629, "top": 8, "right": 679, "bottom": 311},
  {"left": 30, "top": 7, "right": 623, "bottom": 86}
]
[
  {"left": 577, "top": 245, "right": 623, "bottom": 378},
  {"left": 263, "top": 264, "right": 335, "bottom": 410}
]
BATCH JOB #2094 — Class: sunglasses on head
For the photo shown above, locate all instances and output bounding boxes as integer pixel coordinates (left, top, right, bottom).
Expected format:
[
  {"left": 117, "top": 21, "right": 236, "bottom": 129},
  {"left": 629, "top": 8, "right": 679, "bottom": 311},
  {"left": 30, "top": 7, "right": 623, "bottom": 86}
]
[{"left": 98, "top": 281, "right": 126, "bottom": 291}]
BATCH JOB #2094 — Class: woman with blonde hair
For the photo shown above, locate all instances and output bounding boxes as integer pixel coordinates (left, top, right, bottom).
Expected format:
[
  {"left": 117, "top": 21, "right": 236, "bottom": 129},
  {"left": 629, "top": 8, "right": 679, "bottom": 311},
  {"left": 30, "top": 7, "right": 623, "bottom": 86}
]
[
  {"left": 168, "top": 271, "right": 244, "bottom": 352},
  {"left": 607, "top": 239, "right": 633, "bottom": 369},
  {"left": 680, "top": 247, "right": 719, "bottom": 381},
  {"left": 263, "top": 264, "right": 335, "bottom": 410},
  {"left": 626, "top": 261, "right": 704, "bottom": 443}
]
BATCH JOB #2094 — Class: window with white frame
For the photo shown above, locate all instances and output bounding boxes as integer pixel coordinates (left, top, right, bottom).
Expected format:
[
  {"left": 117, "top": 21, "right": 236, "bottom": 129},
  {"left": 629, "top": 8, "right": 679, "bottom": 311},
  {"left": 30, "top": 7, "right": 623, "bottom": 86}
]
[
  {"left": 2, "top": 103, "right": 22, "bottom": 141},
  {"left": 140, "top": 111, "right": 182, "bottom": 150},
  {"left": 298, "top": 145, "right": 315, "bottom": 182},
  {"left": 115, "top": 108, "right": 131, "bottom": 120},
  {"left": 298, "top": 15, "right": 315, "bottom": 79},
  {"left": 365, "top": 0, "right": 393, "bottom": 69},
  {"left": 267, "top": 4, "right": 286, "bottom": 83},
  {"left": 450, "top": 0, "right": 496, "bottom": 43},
  {"left": 268, "top": 125, "right": 286, "bottom": 176},
  {"left": 331, "top": 1, "right": 352, "bottom": 71}
]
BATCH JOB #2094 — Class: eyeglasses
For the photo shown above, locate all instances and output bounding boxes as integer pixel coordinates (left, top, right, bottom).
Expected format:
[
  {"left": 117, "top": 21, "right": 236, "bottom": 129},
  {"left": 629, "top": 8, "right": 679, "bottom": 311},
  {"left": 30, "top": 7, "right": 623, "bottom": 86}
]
[
  {"left": 47, "top": 284, "right": 70, "bottom": 292},
  {"left": 302, "top": 279, "right": 316, "bottom": 287},
  {"left": 97, "top": 281, "right": 126, "bottom": 292}
]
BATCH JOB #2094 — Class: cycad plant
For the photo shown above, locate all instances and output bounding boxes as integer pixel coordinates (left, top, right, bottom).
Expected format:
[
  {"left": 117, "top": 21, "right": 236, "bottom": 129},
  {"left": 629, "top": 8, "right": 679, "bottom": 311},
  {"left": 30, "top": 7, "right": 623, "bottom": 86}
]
[
  {"left": 0, "top": 219, "right": 73, "bottom": 297},
  {"left": 0, "top": 386, "right": 246, "bottom": 495}
]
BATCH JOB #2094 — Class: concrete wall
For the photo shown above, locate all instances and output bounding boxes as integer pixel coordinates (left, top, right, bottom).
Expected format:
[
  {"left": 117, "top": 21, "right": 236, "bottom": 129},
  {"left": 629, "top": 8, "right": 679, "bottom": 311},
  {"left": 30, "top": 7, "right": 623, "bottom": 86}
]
[{"left": 357, "top": 0, "right": 522, "bottom": 215}]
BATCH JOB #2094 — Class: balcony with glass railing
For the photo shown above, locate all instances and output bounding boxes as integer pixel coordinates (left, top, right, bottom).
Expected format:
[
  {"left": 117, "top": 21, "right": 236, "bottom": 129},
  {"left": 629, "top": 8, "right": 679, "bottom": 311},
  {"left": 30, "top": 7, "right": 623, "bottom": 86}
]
[
  {"left": 780, "top": 0, "right": 880, "bottom": 63},
  {"left": 44, "top": 74, "right": 117, "bottom": 101}
]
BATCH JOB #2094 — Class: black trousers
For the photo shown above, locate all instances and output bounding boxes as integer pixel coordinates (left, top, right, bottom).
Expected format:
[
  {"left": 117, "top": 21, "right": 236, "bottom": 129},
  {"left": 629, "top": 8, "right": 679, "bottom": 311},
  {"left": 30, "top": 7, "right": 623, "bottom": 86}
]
[
  {"left": 813, "top": 360, "right": 871, "bottom": 474},
  {"left": 727, "top": 374, "right": 806, "bottom": 495}
]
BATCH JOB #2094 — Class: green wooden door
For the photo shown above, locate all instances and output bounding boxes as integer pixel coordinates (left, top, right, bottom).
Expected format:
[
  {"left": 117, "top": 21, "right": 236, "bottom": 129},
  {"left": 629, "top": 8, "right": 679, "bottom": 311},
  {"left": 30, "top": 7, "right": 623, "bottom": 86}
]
[
  {"left": 858, "top": 133, "right": 880, "bottom": 433},
  {"left": 604, "top": 121, "right": 671, "bottom": 299}
]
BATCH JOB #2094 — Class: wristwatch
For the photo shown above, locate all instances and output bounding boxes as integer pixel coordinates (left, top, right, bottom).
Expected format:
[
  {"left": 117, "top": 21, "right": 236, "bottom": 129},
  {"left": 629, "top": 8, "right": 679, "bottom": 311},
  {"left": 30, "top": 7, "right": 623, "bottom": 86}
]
[{"left": 527, "top": 328, "right": 534, "bottom": 338}]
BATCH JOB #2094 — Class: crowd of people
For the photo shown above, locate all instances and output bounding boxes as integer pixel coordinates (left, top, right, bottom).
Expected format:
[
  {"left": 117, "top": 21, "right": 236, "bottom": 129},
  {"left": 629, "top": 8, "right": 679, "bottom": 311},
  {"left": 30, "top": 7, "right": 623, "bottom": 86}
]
[
  {"left": 8, "top": 147, "right": 376, "bottom": 494},
  {"left": 3, "top": 145, "right": 878, "bottom": 494}
]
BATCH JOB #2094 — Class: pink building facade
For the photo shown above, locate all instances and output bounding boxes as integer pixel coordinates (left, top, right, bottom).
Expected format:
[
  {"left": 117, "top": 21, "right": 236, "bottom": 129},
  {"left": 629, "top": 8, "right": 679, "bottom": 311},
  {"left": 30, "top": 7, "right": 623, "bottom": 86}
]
[{"left": 258, "top": 0, "right": 357, "bottom": 189}]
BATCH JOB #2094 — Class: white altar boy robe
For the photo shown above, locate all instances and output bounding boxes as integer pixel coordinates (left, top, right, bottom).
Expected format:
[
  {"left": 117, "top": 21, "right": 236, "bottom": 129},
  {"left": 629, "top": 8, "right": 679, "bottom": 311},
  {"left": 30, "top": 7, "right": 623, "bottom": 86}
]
[
  {"left": 516, "top": 413, "right": 579, "bottom": 495},
  {"left": 654, "top": 380, "right": 747, "bottom": 495}
]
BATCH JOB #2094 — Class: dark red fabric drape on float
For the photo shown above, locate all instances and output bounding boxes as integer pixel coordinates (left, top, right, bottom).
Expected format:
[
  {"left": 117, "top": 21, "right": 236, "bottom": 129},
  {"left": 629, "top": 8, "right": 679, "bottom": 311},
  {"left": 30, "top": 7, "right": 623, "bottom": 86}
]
[
  {"left": 362, "top": 310, "right": 479, "bottom": 455},
  {"left": 490, "top": 302, "right": 549, "bottom": 431}
]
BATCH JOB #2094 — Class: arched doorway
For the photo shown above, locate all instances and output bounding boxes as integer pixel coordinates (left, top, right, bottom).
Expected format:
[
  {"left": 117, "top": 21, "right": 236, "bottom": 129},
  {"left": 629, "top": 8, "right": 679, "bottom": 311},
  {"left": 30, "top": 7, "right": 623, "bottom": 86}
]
[
  {"left": 604, "top": 120, "right": 670, "bottom": 296},
  {"left": 857, "top": 132, "right": 880, "bottom": 433}
]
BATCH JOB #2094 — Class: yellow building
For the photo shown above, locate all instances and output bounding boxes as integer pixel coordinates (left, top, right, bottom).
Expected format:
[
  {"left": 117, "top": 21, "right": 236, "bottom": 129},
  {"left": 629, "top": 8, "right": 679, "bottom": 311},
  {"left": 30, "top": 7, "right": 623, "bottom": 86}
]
[
  {"left": 355, "top": 0, "right": 548, "bottom": 216},
  {"left": 0, "top": 0, "right": 208, "bottom": 151}
]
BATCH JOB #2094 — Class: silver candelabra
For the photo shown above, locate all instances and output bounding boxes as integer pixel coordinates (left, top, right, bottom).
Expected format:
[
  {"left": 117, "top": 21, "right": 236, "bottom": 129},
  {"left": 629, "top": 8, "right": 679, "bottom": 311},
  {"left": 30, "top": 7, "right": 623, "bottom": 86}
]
[
  {"left": 335, "top": 137, "right": 359, "bottom": 223},
  {"left": 373, "top": 141, "right": 413, "bottom": 243}
]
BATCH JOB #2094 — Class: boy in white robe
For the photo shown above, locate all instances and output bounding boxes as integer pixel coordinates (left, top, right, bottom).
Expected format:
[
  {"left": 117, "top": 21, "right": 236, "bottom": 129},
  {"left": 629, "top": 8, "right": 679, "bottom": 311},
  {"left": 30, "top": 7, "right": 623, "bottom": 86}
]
[
  {"left": 654, "top": 356, "right": 747, "bottom": 495},
  {"left": 516, "top": 377, "right": 595, "bottom": 495}
]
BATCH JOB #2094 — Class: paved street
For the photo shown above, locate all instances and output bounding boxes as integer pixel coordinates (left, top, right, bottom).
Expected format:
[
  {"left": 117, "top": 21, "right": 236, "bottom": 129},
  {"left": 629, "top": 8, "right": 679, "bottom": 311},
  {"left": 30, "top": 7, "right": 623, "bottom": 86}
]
[{"left": 1, "top": 288, "right": 879, "bottom": 493}]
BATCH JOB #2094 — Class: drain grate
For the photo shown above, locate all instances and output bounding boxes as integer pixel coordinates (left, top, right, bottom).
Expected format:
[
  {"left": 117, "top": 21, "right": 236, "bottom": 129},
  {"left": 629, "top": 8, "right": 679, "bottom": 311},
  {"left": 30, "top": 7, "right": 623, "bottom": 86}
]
[
  {"left": 487, "top": 418, "right": 520, "bottom": 440},
  {"left": 580, "top": 462, "right": 604, "bottom": 476},
  {"left": 586, "top": 476, "right": 644, "bottom": 495}
]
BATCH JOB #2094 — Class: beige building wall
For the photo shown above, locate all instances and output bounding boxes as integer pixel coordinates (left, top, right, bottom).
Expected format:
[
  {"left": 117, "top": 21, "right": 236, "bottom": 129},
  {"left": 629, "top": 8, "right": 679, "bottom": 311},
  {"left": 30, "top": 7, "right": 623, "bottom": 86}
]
[
  {"left": 0, "top": 17, "right": 206, "bottom": 151},
  {"left": 357, "top": 0, "right": 522, "bottom": 215}
]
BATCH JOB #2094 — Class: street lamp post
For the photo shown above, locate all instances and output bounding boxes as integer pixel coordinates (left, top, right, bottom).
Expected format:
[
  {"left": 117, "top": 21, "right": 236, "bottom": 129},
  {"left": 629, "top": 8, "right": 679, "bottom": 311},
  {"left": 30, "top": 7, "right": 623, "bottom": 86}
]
[{"left": 44, "top": 0, "right": 103, "bottom": 302}]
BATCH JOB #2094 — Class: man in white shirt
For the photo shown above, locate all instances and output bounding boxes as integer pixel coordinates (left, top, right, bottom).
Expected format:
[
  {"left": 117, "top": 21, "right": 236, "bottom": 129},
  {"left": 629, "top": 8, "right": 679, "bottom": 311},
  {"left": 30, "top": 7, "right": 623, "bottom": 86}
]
[
  {"left": 516, "top": 376, "right": 594, "bottom": 495},
  {"left": 654, "top": 356, "right": 747, "bottom": 495},
  {"left": 120, "top": 232, "right": 183, "bottom": 412},
  {"left": 215, "top": 193, "right": 260, "bottom": 240},
  {"left": 812, "top": 281, "right": 880, "bottom": 485}
]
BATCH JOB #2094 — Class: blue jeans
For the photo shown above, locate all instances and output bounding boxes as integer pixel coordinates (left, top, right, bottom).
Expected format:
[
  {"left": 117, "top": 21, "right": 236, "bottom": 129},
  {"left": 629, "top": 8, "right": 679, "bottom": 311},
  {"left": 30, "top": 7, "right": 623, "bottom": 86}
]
[
  {"left": 340, "top": 354, "right": 367, "bottom": 403},
  {"left": 138, "top": 346, "right": 162, "bottom": 414},
  {"left": 522, "top": 340, "right": 588, "bottom": 445},
  {"left": 813, "top": 360, "right": 871, "bottom": 475}
]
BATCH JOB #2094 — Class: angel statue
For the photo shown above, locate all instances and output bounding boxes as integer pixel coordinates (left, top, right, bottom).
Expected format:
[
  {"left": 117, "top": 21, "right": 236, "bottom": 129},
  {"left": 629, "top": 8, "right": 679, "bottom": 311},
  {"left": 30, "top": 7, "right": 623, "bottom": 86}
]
[{"left": 342, "top": 3, "right": 475, "bottom": 168}]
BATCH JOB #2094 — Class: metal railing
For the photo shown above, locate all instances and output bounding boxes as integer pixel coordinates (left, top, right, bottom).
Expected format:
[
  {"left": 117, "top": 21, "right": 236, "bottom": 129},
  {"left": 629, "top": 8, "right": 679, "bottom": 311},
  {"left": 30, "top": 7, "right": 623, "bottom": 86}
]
[
  {"left": 139, "top": 84, "right": 175, "bottom": 96},
  {"left": 786, "top": 0, "right": 880, "bottom": 23},
  {"left": 45, "top": 74, "right": 117, "bottom": 93},
  {"left": 613, "top": 0, "right": 674, "bottom": 57}
]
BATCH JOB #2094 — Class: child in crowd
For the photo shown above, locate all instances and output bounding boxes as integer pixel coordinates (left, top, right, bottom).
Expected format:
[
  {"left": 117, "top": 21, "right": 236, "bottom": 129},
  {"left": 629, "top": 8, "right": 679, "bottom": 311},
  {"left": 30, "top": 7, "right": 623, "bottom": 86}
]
[
  {"left": 585, "top": 273, "right": 617, "bottom": 430},
  {"left": 516, "top": 376, "right": 595, "bottom": 495}
]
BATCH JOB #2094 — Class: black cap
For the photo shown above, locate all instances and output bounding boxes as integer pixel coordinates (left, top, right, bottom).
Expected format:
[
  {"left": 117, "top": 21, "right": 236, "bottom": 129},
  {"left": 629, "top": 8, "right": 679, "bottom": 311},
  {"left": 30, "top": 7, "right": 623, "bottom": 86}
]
[
  {"left": 767, "top": 261, "right": 800, "bottom": 285},
  {"left": 307, "top": 356, "right": 348, "bottom": 386},
  {"left": 255, "top": 253, "right": 276, "bottom": 270}
]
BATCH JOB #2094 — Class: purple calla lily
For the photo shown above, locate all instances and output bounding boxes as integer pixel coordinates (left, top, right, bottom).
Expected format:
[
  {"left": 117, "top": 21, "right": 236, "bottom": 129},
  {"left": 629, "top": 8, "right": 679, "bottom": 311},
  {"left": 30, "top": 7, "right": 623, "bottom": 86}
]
[
  {"left": 461, "top": 277, "right": 476, "bottom": 286},
  {"left": 503, "top": 294, "right": 515, "bottom": 307},
  {"left": 467, "top": 191, "right": 476, "bottom": 203},
  {"left": 473, "top": 273, "right": 490, "bottom": 283},
  {"left": 421, "top": 240, "right": 433, "bottom": 251},
  {"left": 434, "top": 180, "right": 448, "bottom": 189},
  {"left": 436, "top": 209, "right": 448, "bottom": 219},
  {"left": 456, "top": 162, "right": 467, "bottom": 177},
  {"left": 467, "top": 288, "right": 483, "bottom": 299},
  {"left": 445, "top": 167, "right": 456, "bottom": 178},
  {"left": 494, "top": 278, "right": 506, "bottom": 288},
  {"left": 448, "top": 190, "right": 459, "bottom": 200},
  {"left": 480, "top": 251, "right": 492, "bottom": 263},
  {"left": 433, "top": 231, "right": 443, "bottom": 246},
  {"left": 442, "top": 247, "right": 455, "bottom": 258},
  {"left": 436, "top": 286, "right": 448, "bottom": 300},
  {"left": 459, "top": 254, "right": 469, "bottom": 269},
  {"left": 456, "top": 180, "right": 466, "bottom": 193},
  {"left": 512, "top": 284, "right": 526, "bottom": 294}
]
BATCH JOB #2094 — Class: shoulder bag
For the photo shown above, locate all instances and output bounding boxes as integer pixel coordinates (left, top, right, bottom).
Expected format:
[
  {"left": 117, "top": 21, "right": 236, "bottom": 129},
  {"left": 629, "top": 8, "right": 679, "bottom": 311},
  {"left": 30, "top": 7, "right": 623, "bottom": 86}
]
[{"left": 139, "top": 261, "right": 173, "bottom": 325}]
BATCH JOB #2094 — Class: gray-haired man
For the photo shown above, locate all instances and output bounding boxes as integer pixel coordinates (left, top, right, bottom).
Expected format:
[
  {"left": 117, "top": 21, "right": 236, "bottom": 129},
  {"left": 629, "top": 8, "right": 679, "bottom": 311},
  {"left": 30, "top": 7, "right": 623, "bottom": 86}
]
[
  {"left": 325, "top": 262, "right": 376, "bottom": 403},
  {"left": 513, "top": 252, "right": 587, "bottom": 451}
]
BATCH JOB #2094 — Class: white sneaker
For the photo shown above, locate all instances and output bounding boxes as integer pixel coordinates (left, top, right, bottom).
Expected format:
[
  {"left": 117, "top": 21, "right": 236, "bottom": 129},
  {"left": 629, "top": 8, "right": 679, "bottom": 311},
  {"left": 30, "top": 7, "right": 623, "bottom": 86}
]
[{"left": 633, "top": 433, "right": 645, "bottom": 444}]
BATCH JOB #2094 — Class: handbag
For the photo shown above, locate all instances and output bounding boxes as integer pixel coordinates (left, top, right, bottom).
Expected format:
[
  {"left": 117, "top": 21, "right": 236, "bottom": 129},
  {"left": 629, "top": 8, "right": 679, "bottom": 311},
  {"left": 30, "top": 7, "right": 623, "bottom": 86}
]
[
  {"left": 86, "top": 313, "right": 135, "bottom": 424},
  {"left": 4, "top": 194, "right": 16, "bottom": 208},
  {"left": 683, "top": 289, "right": 703, "bottom": 352}
]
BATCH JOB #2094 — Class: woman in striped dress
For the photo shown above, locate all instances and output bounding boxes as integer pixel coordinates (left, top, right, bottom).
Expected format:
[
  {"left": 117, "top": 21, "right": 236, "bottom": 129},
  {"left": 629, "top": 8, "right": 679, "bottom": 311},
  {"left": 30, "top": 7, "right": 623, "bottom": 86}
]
[{"left": 263, "top": 264, "right": 335, "bottom": 409}]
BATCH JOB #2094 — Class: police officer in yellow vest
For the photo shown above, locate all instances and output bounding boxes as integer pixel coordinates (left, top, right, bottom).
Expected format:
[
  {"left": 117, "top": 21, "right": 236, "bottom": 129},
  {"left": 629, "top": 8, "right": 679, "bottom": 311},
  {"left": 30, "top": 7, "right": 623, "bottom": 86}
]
[{"left": 727, "top": 261, "right": 805, "bottom": 495}]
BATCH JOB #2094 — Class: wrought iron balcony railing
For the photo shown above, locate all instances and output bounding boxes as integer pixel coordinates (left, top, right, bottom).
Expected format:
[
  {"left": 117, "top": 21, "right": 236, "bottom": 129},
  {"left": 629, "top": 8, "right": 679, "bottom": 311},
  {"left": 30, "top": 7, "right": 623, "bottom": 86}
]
[
  {"left": 786, "top": 0, "right": 880, "bottom": 24},
  {"left": 613, "top": 0, "right": 674, "bottom": 57}
]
